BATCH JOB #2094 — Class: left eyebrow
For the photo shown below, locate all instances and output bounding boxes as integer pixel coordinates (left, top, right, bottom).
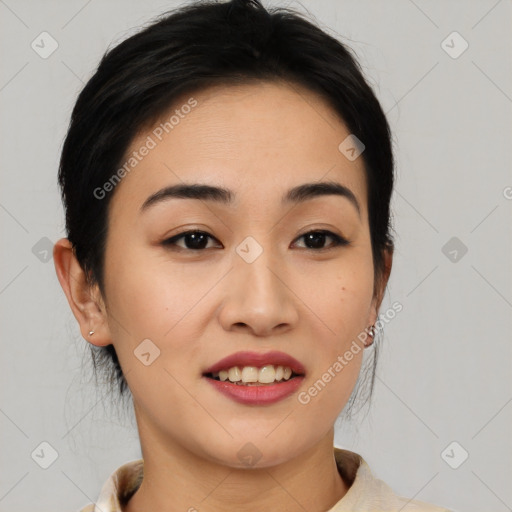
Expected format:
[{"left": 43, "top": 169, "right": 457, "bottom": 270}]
[
  {"left": 139, "top": 180, "right": 361, "bottom": 219},
  {"left": 284, "top": 181, "right": 361, "bottom": 218}
]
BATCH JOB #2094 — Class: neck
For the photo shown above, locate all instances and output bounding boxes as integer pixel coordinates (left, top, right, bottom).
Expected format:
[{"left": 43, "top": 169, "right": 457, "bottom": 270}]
[{"left": 124, "top": 425, "right": 349, "bottom": 512}]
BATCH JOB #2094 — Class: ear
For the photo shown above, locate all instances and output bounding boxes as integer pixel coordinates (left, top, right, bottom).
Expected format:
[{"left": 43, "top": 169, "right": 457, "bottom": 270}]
[
  {"left": 368, "top": 243, "right": 394, "bottom": 327},
  {"left": 53, "top": 238, "right": 112, "bottom": 346}
]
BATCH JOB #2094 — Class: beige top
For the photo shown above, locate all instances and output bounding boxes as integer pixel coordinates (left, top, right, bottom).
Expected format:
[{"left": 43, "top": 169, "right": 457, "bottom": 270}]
[{"left": 79, "top": 447, "right": 453, "bottom": 512}]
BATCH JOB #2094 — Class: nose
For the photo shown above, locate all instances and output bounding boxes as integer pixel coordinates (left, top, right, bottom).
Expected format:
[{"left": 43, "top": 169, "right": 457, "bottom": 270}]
[{"left": 217, "top": 245, "right": 299, "bottom": 337}]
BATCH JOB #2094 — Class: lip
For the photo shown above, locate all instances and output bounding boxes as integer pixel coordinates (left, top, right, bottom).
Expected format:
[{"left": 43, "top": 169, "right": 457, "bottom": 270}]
[
  {"left": 202, "top": 350, "right": 306, "bottom": 376},
  {"left": 204, "top": 375, "right": 305, "bottom": 405}
]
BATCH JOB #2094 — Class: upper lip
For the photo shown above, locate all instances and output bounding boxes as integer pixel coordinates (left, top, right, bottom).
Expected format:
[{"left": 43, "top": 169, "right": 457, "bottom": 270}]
[{"left": 203, "top": 351, "right": 306, "bottom": 376}]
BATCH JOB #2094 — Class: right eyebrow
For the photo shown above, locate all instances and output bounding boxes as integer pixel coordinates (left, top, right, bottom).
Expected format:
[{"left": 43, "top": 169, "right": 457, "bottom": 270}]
[{"left": 140, "top": 183, "right": 233, "bottom": 213}]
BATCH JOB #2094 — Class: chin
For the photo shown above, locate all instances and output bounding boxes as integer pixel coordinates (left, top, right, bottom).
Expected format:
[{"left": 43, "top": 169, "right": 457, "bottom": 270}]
[{"left": 202, "top": 434, "right": 310, "bottom": 470}]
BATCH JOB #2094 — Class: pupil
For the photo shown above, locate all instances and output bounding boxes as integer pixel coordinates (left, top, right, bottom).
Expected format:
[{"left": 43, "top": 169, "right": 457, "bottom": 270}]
[
  {"left": 305, "top": 232, "right": 326, "bottom": 249},
  {"left": 186, "top": 232, "right": 207, "bottom": 249}
]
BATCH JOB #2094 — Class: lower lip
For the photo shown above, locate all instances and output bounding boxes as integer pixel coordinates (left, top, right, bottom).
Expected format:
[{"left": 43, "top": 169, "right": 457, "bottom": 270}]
[{"left": 204, "top": 376, "right": 305, "bottom": 405}]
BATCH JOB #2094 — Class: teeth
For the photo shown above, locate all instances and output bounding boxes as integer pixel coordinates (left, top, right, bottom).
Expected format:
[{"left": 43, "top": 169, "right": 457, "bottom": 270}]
[
  {"left": 228, "top": 367, "right": 241, "bottom": 382},
  {"left": 211, "top": 365, "right": 297, "bottom": 384},
  {"left": 258, "top": 365, "right": 276, "bottom": 384},
  {"left": 241, "top": 366, "right": 259, "bottom": 383}
]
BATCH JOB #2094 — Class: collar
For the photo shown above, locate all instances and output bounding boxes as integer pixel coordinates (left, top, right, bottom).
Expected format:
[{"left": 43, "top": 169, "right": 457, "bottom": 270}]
[{"left": 83, "top": 447, "right": 449, "bottom": 512}]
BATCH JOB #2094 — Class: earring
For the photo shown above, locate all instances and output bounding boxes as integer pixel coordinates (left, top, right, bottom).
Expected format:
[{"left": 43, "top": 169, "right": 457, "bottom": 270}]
[
  {"left": 364, "top": 325, "right": 375, "bottom": 347},
  {"left": 89, "top": 330, "right": 95, "bottom": 336}
]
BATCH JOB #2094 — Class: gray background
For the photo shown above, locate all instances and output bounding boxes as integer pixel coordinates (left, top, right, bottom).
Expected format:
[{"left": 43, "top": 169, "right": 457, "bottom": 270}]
[{"left": 1, "top": 0, "right": 511, "bottom": 511}]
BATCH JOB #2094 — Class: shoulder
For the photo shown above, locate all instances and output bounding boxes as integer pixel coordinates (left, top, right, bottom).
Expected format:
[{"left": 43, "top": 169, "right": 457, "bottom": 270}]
[
  {"left": 77, "top": 458, "right": 144, "bottom": 512},
  {"left": 332, "top": 447, "right": 453, "bottom": 512}
]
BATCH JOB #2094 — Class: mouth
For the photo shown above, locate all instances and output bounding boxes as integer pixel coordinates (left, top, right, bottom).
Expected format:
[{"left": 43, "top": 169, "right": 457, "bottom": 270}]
[
  {"left": 202, "top": 352, "right": 306, "bottom": 405},
  {"left": 202, "top": 350, "right": 306, "bottom": 387}
]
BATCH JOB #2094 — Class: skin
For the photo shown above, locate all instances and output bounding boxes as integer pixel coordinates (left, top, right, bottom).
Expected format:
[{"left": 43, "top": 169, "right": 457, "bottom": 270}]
[{"left": 54, "top": 81, "right": 392, "bottom": 511}]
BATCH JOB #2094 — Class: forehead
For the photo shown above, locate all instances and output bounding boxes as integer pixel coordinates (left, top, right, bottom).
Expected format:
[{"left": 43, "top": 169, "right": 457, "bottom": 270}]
[{"left": 109, "top": 81, "right": 368, "bottom": 218}]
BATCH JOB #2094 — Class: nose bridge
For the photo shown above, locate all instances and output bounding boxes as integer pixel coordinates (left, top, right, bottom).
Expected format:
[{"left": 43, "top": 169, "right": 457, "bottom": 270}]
[
  {"left": 238, "top": 238, "right": 281, "bottom": 297},
  {"left": 219, "top": 234, "right": 297, "bottom": 334}
]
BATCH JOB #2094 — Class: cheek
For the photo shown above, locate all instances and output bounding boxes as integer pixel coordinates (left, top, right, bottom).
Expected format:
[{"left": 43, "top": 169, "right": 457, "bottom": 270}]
[
  {"left": 104, "top": 244, "right": 207, "bottom": 340},
  {"left": 103, "top": 255, "right": 207, "bottom": 428},
  {"left": 292, "top": 257, "right": 372, "bottom": 413},
  {"left": 296, "top": 255, "right": 374, "bottom": 340},
  {"left": 103, "top": 246, "right": 224, "bottom": 401}
]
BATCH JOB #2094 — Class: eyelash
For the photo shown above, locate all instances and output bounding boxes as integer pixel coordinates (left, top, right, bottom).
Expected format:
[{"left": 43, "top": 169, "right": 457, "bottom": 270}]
[{"left": 161, "top": 229, "right": 350, "bottom": 252}]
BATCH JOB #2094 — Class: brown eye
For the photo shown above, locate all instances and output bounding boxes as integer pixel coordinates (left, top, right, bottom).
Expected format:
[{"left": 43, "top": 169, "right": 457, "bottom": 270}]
[
  {"left": 162, "top": 230, "right": 221, "bottom": 251},
  {"left": 294, "top": 230, "right": 350, "bottom": 250}
]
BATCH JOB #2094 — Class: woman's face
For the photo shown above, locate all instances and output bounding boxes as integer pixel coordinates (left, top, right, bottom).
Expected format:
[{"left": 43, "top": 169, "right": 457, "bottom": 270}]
[{"left": 92, "top": 81, "right": 387, "bottom": 467}]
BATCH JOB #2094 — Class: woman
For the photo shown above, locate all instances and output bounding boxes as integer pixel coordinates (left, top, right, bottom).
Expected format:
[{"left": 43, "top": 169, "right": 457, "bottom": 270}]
[{"left": 53, "top": 0, "right": 452, "bottom": 510}]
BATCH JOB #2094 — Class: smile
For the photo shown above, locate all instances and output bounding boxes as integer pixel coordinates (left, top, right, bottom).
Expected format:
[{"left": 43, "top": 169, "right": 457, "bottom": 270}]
[{"left": 205, "top": 364, "right": 300, "bottom": 385}]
